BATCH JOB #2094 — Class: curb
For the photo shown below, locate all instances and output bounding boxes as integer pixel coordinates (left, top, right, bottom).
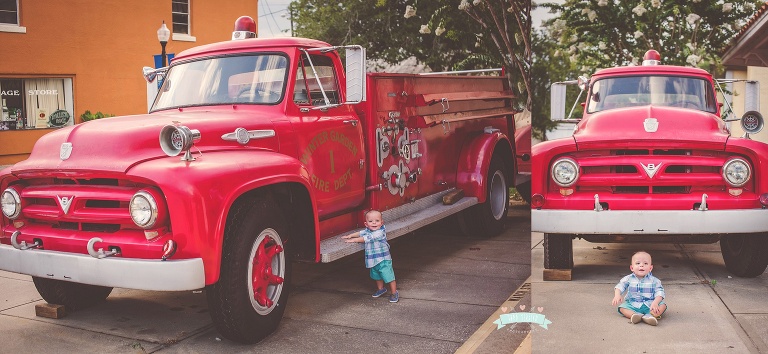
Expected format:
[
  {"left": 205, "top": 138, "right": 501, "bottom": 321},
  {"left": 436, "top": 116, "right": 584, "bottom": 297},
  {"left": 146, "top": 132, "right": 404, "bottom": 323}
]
[{"left": 455, "top": 278, "right": 532, "bottom": 354}]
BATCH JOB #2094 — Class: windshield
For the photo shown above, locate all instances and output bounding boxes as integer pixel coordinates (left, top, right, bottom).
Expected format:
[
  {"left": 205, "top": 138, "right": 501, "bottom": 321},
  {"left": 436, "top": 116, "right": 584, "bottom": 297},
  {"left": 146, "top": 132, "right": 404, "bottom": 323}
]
[
  {"left": 151, "top": 54, "right": 289, "bottom": 111},
  {"left": 587, "top": 75, "right": 717, "bottom": 114}
]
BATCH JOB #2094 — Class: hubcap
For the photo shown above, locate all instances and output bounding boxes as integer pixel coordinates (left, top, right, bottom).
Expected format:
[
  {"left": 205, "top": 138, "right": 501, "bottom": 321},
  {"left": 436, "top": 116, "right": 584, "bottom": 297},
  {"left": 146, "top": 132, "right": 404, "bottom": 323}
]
[
  {"left": 247, "top": 228, "right": 285, "bottom": 315},
  {"left": 489, "top": 170, "right": 507, "bottom": 220}
]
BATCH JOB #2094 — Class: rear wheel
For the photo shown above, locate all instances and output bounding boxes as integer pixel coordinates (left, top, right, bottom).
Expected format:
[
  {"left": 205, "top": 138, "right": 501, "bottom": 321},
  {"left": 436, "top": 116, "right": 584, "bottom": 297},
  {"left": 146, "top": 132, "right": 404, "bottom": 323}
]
[
  {"left": 32, "top": 277, "right": 112, "bottom": 310},
  {"left": 455, "top": 156, "right": 509, "bottom": 237},
  {"left": 207, "top": 195, "right": 292, "bottom": 343},
  {"left": 720, "top": 234, "right": 768, "bottom": 277},
  {"left": 544, "top": 233, "right": 573, "bottom": 270}
]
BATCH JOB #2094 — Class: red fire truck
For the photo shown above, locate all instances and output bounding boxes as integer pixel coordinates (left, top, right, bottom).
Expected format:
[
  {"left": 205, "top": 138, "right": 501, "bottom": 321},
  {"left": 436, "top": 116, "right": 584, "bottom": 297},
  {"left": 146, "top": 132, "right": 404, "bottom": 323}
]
[
  {"left": 532, "top": 50, "right": 768, "bottom": 280},
  {"left": 0, "top": 17, "right": 527, "bottom": 343}
]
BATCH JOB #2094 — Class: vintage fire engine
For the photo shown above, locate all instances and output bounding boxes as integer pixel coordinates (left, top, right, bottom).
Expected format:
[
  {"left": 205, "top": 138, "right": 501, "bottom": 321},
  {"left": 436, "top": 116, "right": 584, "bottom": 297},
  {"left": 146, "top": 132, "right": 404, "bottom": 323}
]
[
  {"left": 0, "top": 17, "right": 526, "bottom": 343},
  {"left": 532, "top": 50, "right": 768, "bottom": 280}
]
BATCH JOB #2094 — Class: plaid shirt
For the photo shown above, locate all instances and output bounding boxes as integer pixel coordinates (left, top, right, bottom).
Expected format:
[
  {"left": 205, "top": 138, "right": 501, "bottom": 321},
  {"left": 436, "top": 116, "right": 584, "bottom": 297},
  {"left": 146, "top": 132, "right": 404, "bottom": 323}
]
[
  {"left": 360, "top": 225, "right": 391, "bottom": 268},
  {"left": 615, "top": 272, "right": 665, "bottom": 308}
]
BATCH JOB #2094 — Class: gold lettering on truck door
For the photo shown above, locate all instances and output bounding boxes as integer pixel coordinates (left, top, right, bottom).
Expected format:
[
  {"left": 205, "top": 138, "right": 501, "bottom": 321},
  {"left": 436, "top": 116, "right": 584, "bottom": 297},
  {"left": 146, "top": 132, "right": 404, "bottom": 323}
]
[{"left": 301, "top": 130, "right": 360, "bottom": 193}]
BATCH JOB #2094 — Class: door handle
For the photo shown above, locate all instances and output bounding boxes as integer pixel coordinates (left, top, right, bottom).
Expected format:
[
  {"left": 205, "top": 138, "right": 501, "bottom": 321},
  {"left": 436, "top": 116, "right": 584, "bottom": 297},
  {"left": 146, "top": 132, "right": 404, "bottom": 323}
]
[{"left": 343, "top": 120, "right": 358, "bottom": 127}]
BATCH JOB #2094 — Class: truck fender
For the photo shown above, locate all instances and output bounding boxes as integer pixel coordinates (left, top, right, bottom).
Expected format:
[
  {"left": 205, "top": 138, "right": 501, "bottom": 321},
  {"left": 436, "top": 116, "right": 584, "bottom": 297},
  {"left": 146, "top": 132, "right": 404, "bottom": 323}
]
[
  {"left": 456, "top": 132, "right": 513, "bottom": 203},
  {"left": 725, "top": 138, "right": 768, "bottom": 194},
  {"left": 127, "top": 150, "right": 318, "bottom": 285},
  {"left": 530, "top": 137, "right": 578, "bottom": 198}
]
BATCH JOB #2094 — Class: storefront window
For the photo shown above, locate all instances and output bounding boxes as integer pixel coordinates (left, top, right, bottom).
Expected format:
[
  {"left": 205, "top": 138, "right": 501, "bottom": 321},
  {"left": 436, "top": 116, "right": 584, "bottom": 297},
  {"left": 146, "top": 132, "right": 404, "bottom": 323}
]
[{"left": 0, "top": 78, "right": 74, "bottom": 130}]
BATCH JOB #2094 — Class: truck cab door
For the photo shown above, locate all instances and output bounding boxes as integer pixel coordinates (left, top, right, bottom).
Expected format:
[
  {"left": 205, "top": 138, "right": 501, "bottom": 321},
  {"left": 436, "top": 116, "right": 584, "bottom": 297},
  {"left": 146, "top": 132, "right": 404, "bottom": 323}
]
[{"left": 293, "top": 53, "right": 366, "bottom": 217}]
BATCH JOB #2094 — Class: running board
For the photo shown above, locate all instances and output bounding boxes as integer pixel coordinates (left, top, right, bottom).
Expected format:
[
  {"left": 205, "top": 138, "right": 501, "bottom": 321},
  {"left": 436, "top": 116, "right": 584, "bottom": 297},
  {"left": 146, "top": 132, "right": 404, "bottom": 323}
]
[{"left": 319, "top": 189, "right": 478, "bottom": 263}]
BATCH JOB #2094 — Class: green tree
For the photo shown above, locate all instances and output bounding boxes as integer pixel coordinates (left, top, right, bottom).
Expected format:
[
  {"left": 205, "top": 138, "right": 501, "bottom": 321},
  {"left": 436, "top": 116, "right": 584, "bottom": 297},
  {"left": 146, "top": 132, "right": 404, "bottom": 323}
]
[
  {"left": 531, "top": 0, "right": 762, "bottom": 139},
  {"left": 543, "top": 0, "right": 762, "bottom": 73},
  {"left": 530, "top": 29, "right": 571, "bottom": 139},
  {"left": 289, "top": 0, "right": 530, "bottom": 109}
]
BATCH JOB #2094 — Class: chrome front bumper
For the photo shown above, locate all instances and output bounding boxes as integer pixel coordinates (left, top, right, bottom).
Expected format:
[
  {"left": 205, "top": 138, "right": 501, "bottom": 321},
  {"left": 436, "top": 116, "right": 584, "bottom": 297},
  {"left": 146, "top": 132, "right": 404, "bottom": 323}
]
[
  {"left": 532, "top": 209, "right": 768, "bottom": 234},
  {"left": 0, "top": 245, "right": 205, "bottom": 291}
]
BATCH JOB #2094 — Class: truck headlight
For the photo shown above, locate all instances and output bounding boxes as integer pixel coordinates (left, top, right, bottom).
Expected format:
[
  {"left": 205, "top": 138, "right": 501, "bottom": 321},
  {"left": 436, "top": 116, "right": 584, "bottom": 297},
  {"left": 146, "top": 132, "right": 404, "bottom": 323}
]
[
  {"left": 722, "top": 158, "right": 751, "bottom": 187},
  {"left": 551, "top": 158, "right": 579, "bottom": 187},
  {"left": 130, "top": 190, "right": 159, "bottom": 229},
  {"left": 1, "top": 188, "right": 21, "bottom": 219}
]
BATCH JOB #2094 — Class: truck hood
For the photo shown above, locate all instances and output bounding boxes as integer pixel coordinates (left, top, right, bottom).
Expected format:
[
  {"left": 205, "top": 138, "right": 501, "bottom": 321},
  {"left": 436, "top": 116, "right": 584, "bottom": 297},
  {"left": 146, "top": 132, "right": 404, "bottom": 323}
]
[
  {"left": 11, "top": 109, "right": 280, "bottom": 174},
  {"left": 574, "top": 106, "right": 729, "bottom": 150}
]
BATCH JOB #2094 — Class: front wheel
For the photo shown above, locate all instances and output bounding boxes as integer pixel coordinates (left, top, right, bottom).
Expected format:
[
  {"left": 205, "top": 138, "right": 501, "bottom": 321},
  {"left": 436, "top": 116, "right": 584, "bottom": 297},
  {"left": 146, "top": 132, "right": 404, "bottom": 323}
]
[
  {"left": 32, "top": 277, "right": 112, "bottom": 310},
  {"left": 720, "top": 234, "right": 768, "bottom": 277},
  {"left": 207, "top": 196, "right": 292, "bottom": 343},
  {"left": 455, "top": 156, "right": 509, "bottom": 237}
]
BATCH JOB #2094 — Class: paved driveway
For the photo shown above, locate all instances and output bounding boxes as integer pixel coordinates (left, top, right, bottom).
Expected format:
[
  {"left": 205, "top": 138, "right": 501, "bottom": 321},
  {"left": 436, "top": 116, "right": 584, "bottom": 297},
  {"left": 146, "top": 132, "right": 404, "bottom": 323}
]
[
  {"left": 531, "top": 233, "right": 768, "bottom": 353},
  {"left": 0, "top": 205, "right": 530, "bottom": 354}
]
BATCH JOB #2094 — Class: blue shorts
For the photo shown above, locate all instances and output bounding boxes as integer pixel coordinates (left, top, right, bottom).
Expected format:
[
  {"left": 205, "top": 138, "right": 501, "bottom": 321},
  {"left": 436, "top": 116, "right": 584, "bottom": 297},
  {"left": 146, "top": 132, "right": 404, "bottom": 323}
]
[
  {"left": 369, "top": 260, "right": 395, "bottom": 283},
  {"left": 618, "top": 299, "right": 667, "bottom": 317}
]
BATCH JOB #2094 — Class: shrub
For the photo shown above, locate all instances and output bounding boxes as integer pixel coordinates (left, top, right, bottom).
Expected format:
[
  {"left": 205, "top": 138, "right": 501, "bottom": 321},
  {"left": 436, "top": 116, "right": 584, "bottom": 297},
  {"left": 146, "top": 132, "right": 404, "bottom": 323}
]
[{"left": 80, "top": 110, "right": 114, "bottom": 122}]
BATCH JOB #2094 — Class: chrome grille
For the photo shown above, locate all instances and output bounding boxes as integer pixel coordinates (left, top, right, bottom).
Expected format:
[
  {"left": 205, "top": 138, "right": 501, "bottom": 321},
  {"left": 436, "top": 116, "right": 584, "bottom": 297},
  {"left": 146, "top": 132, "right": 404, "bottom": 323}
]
[
  {"left": 566, "top": 149, "right": 747, "bottom": 194},
  {"left": 16, "top": 177, "right": 150, "bottom": 232}
]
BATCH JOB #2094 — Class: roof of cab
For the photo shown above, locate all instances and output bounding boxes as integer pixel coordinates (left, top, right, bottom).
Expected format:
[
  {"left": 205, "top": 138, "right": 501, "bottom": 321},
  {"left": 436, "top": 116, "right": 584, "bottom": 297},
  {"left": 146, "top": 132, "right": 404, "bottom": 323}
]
[
  {"left": 593, "top": 64, "right": 712, "bottom": 78},
  {"left": 175, "top": 37, "right": 332, "bottom": 61}
]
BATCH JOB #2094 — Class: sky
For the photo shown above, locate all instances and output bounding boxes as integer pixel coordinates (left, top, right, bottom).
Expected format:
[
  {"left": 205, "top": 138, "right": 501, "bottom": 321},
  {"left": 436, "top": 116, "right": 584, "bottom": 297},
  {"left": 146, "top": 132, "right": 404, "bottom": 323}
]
[
  {"left": 258, "top": 0, "right": 292, "bottom": 38},
  {"left": 532, "top": 0, "right": 563, "bottom": 29}
]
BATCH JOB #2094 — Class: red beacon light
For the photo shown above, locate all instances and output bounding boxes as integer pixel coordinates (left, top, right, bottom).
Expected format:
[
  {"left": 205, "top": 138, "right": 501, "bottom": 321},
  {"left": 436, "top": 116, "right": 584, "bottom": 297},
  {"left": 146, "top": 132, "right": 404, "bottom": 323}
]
[
  {"left": 642, "top": 50, "right": 661, "bottom": 66},
  {"left": 232, "top": 16, "right": 256, "bottom": 40}
]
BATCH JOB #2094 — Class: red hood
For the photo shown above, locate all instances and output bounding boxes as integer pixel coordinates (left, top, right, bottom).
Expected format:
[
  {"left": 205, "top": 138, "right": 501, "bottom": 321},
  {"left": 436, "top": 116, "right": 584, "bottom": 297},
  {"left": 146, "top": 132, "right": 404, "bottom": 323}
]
[
  {"left": 574, "top": 106, "right": 729, "bottom": 150},
  {"left": 10, "top": 109, "right": 280, "bottom": 174}
]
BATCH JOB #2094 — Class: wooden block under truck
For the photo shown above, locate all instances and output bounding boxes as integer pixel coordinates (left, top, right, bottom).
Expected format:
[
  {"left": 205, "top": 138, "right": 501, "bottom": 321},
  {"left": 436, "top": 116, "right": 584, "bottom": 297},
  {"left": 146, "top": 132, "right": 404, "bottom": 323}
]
[
  {"left": 0, "top": 16, "right": 528, "bottom": 343},
  {"left": 532, "top": 50, "right": 768, "bottom": 280}
]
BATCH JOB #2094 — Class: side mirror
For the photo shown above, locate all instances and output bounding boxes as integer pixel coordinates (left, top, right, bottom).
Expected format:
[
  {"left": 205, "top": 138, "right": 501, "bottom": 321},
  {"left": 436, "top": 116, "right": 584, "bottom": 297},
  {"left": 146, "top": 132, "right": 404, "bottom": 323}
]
[
  {"left": 577, "top": 76, "right": 589, "bottom": 91},
  {"left": 143, "top": 66, "right": 167, "bottom": 83},
  {"left": 741, "top": 81, "right": 762, "bottom": 139},
  {"left": 345, "top": 46, "right": 366, "bottom": 104},
  {"left": 551, "top": 76, "right": 589, "bottom": 121}
]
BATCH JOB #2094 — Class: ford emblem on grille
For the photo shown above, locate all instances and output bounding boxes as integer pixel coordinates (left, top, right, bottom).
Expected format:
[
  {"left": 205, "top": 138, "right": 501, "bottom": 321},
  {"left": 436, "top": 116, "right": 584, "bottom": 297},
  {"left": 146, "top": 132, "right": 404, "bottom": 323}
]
[
  {"left": 640, "top": 162, "right": 663, "bottom": 178},
  {"left": 644, "top": 118, "right": 659, "bottom": 133},
  {"left": 60, "top": 142, "right": 73, "bottom": 160},
  {"left": 57, "top": 195, "right": 75, "bottom": 214}
]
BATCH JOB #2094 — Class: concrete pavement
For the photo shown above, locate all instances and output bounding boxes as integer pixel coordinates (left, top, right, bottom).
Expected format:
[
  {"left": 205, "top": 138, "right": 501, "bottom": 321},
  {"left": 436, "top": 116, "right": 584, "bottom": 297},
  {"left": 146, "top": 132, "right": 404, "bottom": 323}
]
[
  {"left": 530, "top": 232, "right": 768, "bottom": 353},
  {"left": 0, "top": 203, "right": 531, "bottom": 353}
]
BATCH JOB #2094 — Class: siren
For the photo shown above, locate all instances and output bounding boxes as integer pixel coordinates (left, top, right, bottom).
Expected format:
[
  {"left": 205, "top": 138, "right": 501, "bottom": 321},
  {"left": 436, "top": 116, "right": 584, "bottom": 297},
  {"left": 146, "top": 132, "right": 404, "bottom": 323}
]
[
  {"left": 741, "top": 110, "right": 764, "bottom": 137},
  {"left": 643, "top": 50, "right": 661, "bottom": 66},
  {"left": 159, "top": 124, "right": 201, "bottom": 161},
  {"left": 232, "top": 16, "right": 257, "bottom": 40}
]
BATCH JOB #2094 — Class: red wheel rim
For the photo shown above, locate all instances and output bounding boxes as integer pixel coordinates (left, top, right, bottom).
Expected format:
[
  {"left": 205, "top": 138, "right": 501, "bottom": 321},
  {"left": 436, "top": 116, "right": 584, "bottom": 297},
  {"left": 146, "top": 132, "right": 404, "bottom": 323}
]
[{"left": 247, "top": 228, "right": 285, "bottom": 314}]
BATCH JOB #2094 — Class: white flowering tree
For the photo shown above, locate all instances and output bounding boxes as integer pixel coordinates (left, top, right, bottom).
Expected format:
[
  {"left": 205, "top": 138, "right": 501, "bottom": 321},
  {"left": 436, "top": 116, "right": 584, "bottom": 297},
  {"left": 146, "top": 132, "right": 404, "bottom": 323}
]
[
  {"left": 458, "top": 0, "right": 531, "bottom": 109},
  {"left": 543, "top": 0, "right": 762, "bottom": 72},
  {"left": 290, "top": 0, "right": 530, "bottom": 109}
]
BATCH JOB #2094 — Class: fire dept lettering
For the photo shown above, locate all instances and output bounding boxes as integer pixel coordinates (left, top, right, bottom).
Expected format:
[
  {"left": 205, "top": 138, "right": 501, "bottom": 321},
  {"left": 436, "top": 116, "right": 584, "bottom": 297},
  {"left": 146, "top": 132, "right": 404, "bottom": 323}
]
[
  {"left": 329, "top": 130, "right": 358, "bottom": 156},
  {"left": 302, "top": 130, "right": 359, "bottom": 193},
  {"left": 300, "top": 132, "right": 329, "bottom": 164},
  {"left": 334, "top": 168, "right": 353, "bottom": 190},
  {"left": 310, "top": 173, "right": 330, "bottom": 192}
]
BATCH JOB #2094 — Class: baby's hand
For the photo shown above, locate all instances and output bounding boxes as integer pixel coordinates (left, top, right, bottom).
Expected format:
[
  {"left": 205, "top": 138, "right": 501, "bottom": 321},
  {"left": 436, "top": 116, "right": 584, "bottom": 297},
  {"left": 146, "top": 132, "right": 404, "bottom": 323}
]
[
  {"left": 650, "top": 304, "right": 661, "bottom": 315},
  {"left": 341, "top": 234, "right": 353, "bottom": 239},
  {"left": 611, "top": 295, "right": 622, "bottom": 306}
]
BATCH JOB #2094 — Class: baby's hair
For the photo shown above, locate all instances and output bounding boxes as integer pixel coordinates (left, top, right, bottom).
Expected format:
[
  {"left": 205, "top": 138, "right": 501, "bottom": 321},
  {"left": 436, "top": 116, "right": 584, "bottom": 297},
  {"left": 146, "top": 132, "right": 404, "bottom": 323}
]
[
  {"left": 631, "top": 250, "right": 652, "bottom": 263},
  {"left": 364, "top": 209, "right": 382, "bottom": 219}
]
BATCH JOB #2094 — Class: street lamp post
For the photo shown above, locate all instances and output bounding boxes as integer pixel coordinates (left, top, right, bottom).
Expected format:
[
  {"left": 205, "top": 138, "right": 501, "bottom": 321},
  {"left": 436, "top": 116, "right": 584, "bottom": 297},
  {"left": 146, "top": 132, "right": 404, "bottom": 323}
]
[{"left": 157, "top": 21, "right": 170, "bottom": 67}]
